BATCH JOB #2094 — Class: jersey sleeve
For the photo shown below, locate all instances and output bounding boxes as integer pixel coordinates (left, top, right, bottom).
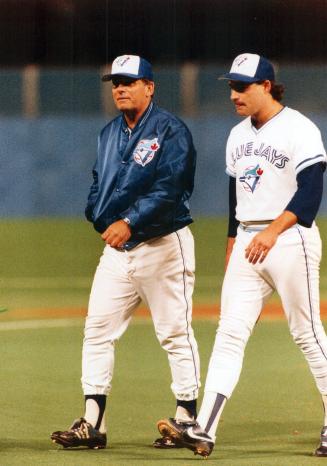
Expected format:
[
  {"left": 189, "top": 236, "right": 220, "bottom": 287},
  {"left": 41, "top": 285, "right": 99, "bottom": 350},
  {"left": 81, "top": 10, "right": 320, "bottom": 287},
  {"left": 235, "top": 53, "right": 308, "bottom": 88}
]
[
  {"left": 225, "top": 131, "right": 236, "bottom": 178},
  {"left": 285, "top": 162, "right": 324, "bottom": 227},
  {"left": 291, "top": 118, "right": 327, "bottom": 175},
  {"left": 228, "top": 176, "right": 239, "bottom": 237}
]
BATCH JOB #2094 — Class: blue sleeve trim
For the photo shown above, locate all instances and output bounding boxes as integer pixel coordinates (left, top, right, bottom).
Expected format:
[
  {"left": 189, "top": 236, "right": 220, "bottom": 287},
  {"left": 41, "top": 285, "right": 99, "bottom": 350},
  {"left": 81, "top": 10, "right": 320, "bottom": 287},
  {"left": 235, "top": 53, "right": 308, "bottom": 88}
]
[
  {"left": 286, "top": 162, "right": 324, "bottom": 227},
  {"left": 295, "top": 154, "right": 325, "bottom": 172}
]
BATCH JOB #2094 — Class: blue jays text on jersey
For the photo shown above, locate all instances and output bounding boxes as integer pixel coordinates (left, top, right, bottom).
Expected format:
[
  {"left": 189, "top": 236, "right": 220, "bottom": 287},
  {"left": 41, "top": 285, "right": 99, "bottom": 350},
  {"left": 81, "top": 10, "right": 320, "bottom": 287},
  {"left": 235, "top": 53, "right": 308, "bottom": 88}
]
[
  {"left": 231, "top": 142, "right": 290, "bottom": 169},
  {"left": 85, "top": 102, "right": 196, "bottom": 249}
]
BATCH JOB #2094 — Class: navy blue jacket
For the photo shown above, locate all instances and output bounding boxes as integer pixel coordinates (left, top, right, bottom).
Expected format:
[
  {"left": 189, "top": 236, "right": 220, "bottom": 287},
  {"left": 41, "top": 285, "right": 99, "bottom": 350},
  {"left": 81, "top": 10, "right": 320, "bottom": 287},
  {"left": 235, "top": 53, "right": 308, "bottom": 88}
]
[{"left": 85, "top": 102, "right": 196, "bottom": 249}]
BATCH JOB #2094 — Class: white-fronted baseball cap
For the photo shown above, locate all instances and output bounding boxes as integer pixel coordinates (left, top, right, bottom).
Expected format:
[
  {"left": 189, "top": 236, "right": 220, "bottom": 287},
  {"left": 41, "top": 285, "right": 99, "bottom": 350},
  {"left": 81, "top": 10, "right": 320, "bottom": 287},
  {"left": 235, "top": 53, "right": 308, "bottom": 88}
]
[
  {"left": 220, "top": 53, "right": 275, "bottom": 82},
  {"left": 102, "top": 55, "right": 153, "bottom": 81}
]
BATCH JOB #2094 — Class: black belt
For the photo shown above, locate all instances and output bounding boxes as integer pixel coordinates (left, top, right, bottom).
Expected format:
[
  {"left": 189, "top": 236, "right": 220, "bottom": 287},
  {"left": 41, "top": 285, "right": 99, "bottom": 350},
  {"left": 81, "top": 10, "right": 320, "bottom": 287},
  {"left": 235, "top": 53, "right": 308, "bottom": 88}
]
[{"left": 241, "top": 220, "right": 273, "bottom": 226}]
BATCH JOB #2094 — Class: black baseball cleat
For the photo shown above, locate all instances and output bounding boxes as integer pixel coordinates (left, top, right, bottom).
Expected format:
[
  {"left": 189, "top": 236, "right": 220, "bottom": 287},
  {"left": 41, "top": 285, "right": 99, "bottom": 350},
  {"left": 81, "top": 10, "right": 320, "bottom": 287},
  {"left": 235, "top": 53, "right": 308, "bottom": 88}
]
[
  {"left": 157, "top": 417, "right": 196, "bottom": 443},
  {"left": 182, "top": 424, "right": 214, "bottom": 457},
  {"left": 315, "top": 425, "right": 327, "bottom": 456},
  {"left": 50, "top": 417, "right": 107, "bottom": 449},
  {"left": 153, "top": 436, "right": 183, "bottom": 448}
]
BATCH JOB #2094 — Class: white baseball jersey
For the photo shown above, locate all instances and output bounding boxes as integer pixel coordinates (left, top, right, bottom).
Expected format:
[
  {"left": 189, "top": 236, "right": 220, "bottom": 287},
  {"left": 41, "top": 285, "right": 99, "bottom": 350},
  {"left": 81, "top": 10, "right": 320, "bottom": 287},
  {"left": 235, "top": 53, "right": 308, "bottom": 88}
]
[
  {"left": 202, "top": 107, "right": 327, "bottom": 414},
  {"left": 226, "top": 107, "right": 327, "bottom": 222}
]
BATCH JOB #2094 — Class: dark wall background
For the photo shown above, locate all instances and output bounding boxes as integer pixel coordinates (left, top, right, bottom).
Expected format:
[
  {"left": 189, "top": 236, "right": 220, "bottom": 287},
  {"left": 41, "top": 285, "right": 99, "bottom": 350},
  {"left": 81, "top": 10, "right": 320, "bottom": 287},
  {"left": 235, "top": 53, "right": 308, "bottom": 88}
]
[
  {"left": 1, "top": 0, "right": 327, "bottom": 218},
  {"left": 1, "top": 0, "right": 327, "bottom": 66}
]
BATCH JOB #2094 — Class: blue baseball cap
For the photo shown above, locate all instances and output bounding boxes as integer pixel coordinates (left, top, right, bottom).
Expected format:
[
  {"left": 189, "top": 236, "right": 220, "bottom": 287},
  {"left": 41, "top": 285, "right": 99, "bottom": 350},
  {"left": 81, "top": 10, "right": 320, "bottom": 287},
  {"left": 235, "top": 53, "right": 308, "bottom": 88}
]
[
  {"left": 102, "top": 55, "right": 154, "bottom": 82},
  {"left": 219, "top": 53, "right": 275, "bottom": 83}
]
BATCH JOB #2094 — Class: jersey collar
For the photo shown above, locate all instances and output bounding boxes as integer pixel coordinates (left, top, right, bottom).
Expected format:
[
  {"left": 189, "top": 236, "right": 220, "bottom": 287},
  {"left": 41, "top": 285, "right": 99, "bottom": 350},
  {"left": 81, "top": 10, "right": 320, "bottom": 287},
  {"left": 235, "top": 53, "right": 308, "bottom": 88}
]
[{"left": 250, "top": 106, "right": 286, "bottom": 134}]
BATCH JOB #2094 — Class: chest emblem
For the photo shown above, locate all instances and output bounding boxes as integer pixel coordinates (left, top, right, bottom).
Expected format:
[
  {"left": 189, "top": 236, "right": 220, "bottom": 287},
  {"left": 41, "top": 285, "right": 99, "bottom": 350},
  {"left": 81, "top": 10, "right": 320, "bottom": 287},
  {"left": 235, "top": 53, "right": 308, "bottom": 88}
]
[
  {"left": 133, "top": 138, "right": 160, "bottom": 167},
  {"left": 239, "top": 164, "right": 263, "bottom": 193}
]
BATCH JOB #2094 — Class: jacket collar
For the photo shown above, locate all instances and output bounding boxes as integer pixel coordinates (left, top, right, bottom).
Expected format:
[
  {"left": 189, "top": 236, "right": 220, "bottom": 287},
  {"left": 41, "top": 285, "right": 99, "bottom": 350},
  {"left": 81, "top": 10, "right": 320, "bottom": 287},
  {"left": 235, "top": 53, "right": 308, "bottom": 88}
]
[{"left": 121, "top": 101, "right": 154, "bottom": 134}]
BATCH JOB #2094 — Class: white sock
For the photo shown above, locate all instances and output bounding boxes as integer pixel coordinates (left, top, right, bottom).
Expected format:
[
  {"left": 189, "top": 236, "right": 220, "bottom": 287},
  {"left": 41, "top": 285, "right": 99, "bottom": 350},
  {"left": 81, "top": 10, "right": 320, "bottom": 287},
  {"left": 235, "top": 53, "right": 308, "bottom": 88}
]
[
  {"left": 175, "top": 406, "right": 195, "bottom": 422},
  {"left": 84, "top": 399, "right": 106, "bottom": 433},
  {"left": 197, "top": 391, "right": 227, "bottom": 441},
  {"left": 322, "top": 394, "right": 327, "bottom": 426}
]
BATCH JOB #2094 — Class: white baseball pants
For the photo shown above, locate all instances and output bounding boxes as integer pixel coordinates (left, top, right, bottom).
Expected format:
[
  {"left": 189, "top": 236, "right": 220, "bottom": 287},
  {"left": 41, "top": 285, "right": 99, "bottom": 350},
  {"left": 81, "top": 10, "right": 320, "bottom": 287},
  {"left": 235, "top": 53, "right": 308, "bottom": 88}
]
[
  {"left": 81, "top": 226, "right": 200, "bottom": 400},
  {"left": 205, "top": 222, "right": 327, "bottom": 397}
]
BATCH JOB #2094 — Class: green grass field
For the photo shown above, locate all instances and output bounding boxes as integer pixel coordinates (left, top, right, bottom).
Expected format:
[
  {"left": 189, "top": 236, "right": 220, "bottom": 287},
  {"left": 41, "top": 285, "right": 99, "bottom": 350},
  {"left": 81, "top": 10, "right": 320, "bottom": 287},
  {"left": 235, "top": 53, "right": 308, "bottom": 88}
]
[
  {"left": 1, "top": 217, "right": 327, "bottom": 465},
  {"left": 1, "top": 216, "right": 327, "bottom": 310},
  {"left": 0, "top": 319, "right": 325, "bottom": 466}
]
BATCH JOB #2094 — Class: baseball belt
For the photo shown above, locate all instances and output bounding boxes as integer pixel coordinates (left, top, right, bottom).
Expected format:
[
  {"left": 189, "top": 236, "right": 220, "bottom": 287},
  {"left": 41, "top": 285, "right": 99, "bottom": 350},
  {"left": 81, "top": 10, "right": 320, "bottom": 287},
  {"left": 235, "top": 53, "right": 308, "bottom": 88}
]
[{"left": 241, "top": 220, "right": 273, "bottom": 226}]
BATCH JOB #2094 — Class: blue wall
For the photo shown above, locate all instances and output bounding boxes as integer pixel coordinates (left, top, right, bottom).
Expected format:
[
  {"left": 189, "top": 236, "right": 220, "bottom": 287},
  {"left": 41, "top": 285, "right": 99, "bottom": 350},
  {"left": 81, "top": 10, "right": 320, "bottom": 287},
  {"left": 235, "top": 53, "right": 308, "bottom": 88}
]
[{"left": 1, "top": 113, "right": 327, "bottom": 218}]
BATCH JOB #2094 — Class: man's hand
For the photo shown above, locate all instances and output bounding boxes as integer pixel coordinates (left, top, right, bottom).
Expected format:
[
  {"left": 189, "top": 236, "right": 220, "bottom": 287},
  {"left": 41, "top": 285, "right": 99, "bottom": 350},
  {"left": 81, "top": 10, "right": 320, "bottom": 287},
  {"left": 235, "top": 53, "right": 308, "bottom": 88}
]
[
  {"left": 245, "top": 228, "right": 278, "bottom": 264},
  {"left": 101, "top": 220, "right": 132, "bottom": 248},
  {"left": 245, "top": 210, "right": 297, "bottom": 264}
]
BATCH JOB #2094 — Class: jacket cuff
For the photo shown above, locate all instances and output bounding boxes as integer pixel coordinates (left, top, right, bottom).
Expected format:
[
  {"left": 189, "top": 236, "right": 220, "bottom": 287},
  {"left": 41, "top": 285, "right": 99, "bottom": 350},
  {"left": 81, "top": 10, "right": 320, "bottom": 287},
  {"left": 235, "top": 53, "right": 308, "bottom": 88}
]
[{"left": 120, "top": 209, "right": 139, "bottom": 229}]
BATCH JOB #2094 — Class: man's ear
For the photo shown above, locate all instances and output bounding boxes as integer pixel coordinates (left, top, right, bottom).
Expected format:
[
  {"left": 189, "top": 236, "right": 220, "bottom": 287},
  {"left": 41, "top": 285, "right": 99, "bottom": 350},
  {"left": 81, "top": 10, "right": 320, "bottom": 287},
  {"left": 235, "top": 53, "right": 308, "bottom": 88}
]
[
  {"left": 145, "top": 81, "right": 155, "bottom": 98},
  {"left": 263, "top": 80, "right": 272, "bottom": 93}
]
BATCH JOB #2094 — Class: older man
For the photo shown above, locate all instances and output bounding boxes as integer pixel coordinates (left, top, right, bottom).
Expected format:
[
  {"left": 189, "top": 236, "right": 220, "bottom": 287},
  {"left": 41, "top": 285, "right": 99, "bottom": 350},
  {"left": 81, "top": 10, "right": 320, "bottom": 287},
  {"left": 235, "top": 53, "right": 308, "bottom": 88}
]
[{"left": 51, "top": 55, "right": 200, "bottom": 450}]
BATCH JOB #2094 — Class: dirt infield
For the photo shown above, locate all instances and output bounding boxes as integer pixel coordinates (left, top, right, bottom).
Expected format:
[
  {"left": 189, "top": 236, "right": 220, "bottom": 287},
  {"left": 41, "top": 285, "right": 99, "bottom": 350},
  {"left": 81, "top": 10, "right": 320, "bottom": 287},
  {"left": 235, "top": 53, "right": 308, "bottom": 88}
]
[{"left": 2, "top": 302, "right": 327, "bottom": 321}]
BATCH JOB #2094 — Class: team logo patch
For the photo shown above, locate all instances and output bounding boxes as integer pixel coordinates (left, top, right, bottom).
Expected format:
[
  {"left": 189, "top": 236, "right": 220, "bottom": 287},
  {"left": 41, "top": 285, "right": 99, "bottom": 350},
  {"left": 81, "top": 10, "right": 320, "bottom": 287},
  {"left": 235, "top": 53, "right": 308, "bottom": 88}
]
[
  {"left": 115, "top": 56, "right": 131, "bottom": 67},
  {"left": 239, "top": 164, "right": 263, "bottom": 193},
  {"left": 133, "top": 138, "right": 160, "bottom": 167},
  {"left": 235, "top": 56, "right": 248, "bottom": 67}
]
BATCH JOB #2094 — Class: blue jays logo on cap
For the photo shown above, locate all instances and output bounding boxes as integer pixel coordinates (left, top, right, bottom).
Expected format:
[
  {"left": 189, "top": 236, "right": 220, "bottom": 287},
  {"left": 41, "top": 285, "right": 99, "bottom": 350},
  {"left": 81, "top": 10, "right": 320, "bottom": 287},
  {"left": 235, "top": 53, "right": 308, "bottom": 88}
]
[
  {"left": 102, "top": 55, "right": 154, "bottom": 82},
  {"left": 115, "top": 56, "right": 131, "bottom": 67},
  {"left": 133, "top": 138, "right": 160, "bottom": 167},
  {"left": 235, "top": 55, "right": 249, "bottom": 67},
  {"left": 239, "top": 164, "right": 264, "bottom": 192},
  {"left": 219, "top": 53, "right": 275, "bottom": 83}
]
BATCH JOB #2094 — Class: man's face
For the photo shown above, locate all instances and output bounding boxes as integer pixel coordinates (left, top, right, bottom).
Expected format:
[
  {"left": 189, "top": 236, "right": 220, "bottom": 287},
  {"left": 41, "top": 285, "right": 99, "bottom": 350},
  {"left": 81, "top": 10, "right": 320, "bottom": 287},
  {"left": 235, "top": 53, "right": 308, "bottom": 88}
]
[
  {"left": 111, "top": 77, "right": 154, "bottom": 113},
  {"left": 229, "top": 80, "right": 269, "bottom": 117}
]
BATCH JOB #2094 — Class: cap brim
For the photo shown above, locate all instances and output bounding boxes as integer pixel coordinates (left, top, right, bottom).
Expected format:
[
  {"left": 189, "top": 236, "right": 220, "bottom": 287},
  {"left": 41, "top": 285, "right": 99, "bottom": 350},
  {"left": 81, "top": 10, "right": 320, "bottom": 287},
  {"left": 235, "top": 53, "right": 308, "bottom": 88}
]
[
  {"left": 218, "top": 72, "right": 260, "bottom": 83},
  {"left": 101, "top": 73, "right": 141, "bottom": 82}
]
